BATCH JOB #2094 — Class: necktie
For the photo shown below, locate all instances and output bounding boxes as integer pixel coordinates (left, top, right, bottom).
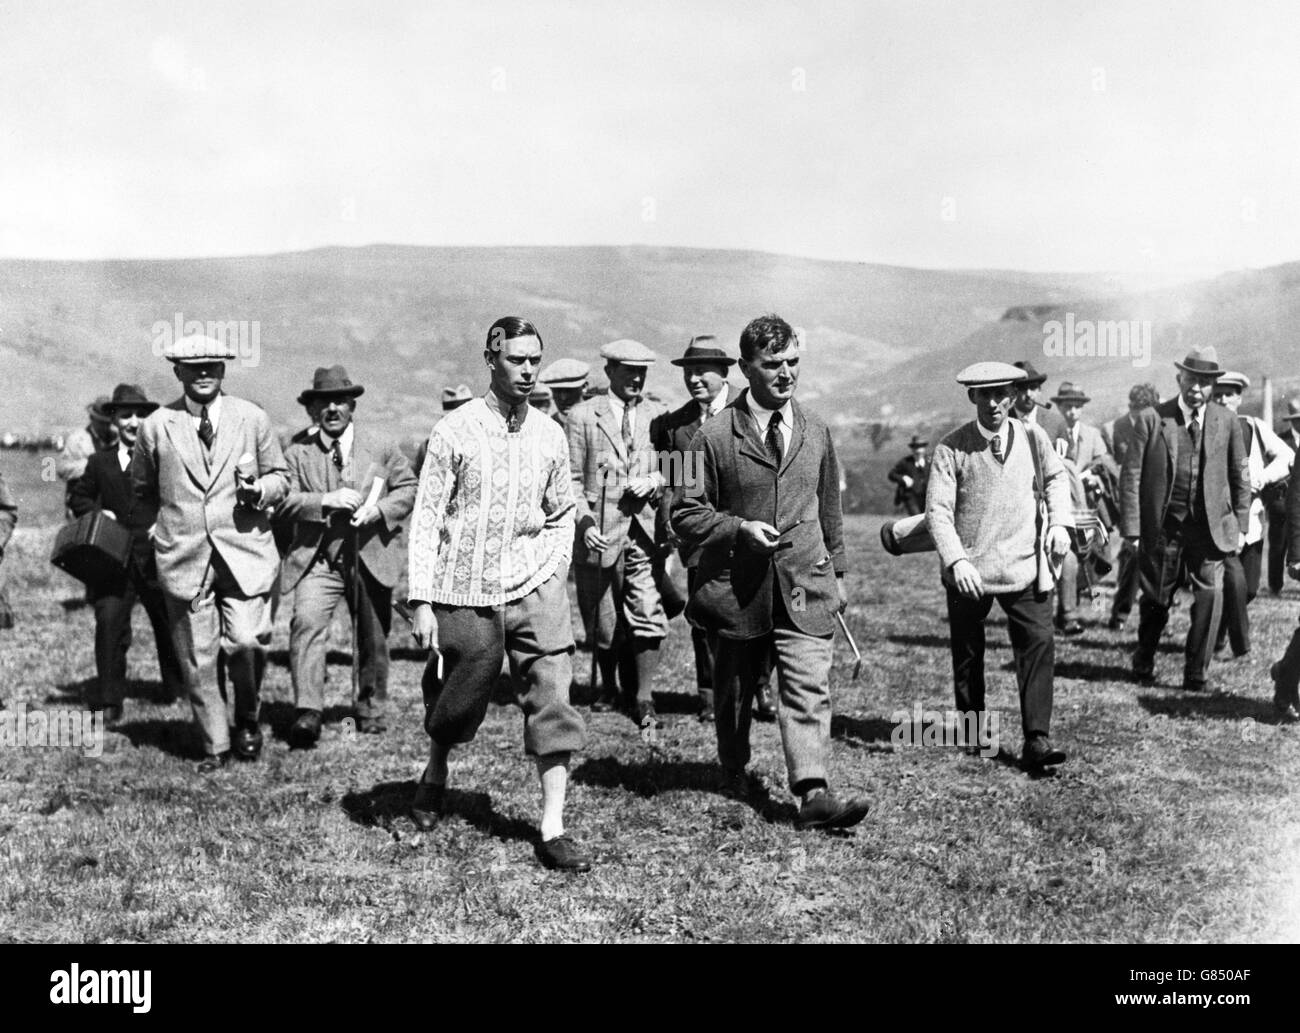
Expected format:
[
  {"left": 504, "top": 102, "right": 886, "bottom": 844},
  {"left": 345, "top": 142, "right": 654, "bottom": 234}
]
[
  {"left": 331, "top": 440, "right": 343, "bottom": 470},
  {"left": 507, "top": 404, "right": 523, "bottom": 433},
  {"left": 198, "top": 406, "right": 214, "bottom": 449},
  {"left": 1067, "top": 428, "right": 1078, "bottom": 463},
  {"left": 621, "top": 398, "right": 636, "bottom": 453},
  {"left": 1189, "top": 412, "right": 1201, "bottom": 453},
  {"left": 990, "top": 433, "right": 1004, "bottom": 464},
  {"left": 766, "top": 410, "right": 784, "bottom": 465}
]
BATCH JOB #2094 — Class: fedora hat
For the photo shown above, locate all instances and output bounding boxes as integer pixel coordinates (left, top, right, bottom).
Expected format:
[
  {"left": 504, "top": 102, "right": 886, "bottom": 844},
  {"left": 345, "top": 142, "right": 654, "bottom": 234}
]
[
  {"left": 671, "top": 335, "right": 736, "bottom": 368},
  {"left": 908, "top": 434, "right": 927, "bottom": 449},
  {"left": 1174, "top": 345, "right": 1226, "bottom": 378},
  {"left": 103, "top": 383, "right": 159, "bottom": 415},
  {"left": 442, "top": 384, "right": 473, "bottom": 410},
  {"left": 1012, "top": 360, "right": 1048, "bottom": 387},
  {"left": 1050, "top": 382, "right": 1091, "bottom": 405},
  {"left": 297, "top": 365, "right": 365, "bottom": 406},
  {"left": 1284, "top": 399, "right": 1300, "bottom": 422}
]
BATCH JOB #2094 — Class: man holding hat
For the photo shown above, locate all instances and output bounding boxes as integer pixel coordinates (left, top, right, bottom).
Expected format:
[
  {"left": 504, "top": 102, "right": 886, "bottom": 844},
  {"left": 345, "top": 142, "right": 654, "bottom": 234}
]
[
  {"left": 672, "top": 314, "right": 870, "bottom": 828},
  {"left": 1265, "top": 399, "right": 1300, "bottom": 595},
  {"left": 1011, "top": 360, "right": 1067, "bottom": 441},
  {"left": 277, "top": 366, "right": 418, "bottom": 747},
  {"left": 540, "top": 358, "right": 590, "bottom": 429},
  {"left": 927, "top": 362, "right": 1074, "bottom": 770},
  {"left": 1209, "top": 372, "right": 1292, "bottom": 657},
  {"left": 1048, "top": 382, "right": 1115, "bottom": 635},
  {"left": 1119, "top": 346, "right": 1250, "bottom": 691},
  {"left": 68, "top": 384, "right": 183, "bottom": 724},
  {"left": 567, "top": 339, "right": 669, "bottom": 727},
  {"left": 888, "top": 435, "right": 930, "bottom": 516},
  {"left": 651, "top": 335, "right": 738, "bottom": 721},
  {"left": 132, "top": 334, "right": 289, "bottom": 770}
]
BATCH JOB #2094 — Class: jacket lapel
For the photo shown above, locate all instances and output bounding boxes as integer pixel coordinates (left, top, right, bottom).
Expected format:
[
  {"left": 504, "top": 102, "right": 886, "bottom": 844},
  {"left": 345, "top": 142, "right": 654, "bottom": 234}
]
[
  {"left": 1159, "top": 400, "right": 1180, "bottom": 479},
  {"left": 596, "top": 401, "right": 628, "bottom": 464},
  {"left": 780, "top": 403, "right": 806, "bottom": 475},
  {"left": 206, "top": 398, "right": 242, "bottom": 489},
  {"left": 161, "top": 401, "right": 207, "bottom": 493},
  {"left": 732, "top": 391, "right": 775, "bottom": 470}
]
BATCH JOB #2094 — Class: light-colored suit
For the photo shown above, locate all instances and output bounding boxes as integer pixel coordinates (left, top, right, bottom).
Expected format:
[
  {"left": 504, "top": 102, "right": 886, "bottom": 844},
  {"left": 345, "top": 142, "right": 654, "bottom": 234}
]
[
  {"left": 132, "top": 393, "right": 289, "bottom": 757},
  {"left": 566, "top": 393, "right": 669, "bottom": 654},
  {"left": 277, "top": 429, "right": 417, "bottom": 716}
]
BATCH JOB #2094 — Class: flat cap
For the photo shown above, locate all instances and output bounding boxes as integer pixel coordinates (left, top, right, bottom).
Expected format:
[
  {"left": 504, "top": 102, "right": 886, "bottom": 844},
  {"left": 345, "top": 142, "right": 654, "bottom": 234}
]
[
  {"left": 529, "top": 381, "right": 553, "bottom": 400},
  {"left": 599, "top": 339, "right": 657, "bottom": 366},
  {"left": 540, "top": 358, "right": 591, "bottom": 387},
  {"left": 163, "top": 333, "right": 237, "bottom": 364},
  {"left": 1215, "top": 370, "right": 1250, "bottom": 391},
  {"left": 956, "top": 361, "right": 1028, "bottom": 389}
]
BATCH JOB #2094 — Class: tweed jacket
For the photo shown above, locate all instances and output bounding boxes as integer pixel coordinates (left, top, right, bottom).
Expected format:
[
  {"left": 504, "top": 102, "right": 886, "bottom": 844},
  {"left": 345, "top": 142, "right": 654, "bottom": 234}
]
[
  {"left": 567, "top": 393, "right": 667, "bottom": 567},
  {"left": 671, "top": 390, "right": 847, "bottom": 640},
  {"left": 132, "top": 394, "right": 289, "bottom": 600},
  {"left": 276, "top": 428, "right": 418, "bottom": 590},
  {"left": 1119, "top": 398, "right": 1250, "bottom": 554}
]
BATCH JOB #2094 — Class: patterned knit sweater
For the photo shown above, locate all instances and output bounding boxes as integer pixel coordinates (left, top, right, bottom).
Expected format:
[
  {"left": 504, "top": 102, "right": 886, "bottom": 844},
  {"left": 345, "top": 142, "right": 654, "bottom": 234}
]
[
  {"left": 408, "top": 396, "right": 575, "bottom": 607},
  {"left": 926, "top": 419, "right": 1073, "bottom": 593}
]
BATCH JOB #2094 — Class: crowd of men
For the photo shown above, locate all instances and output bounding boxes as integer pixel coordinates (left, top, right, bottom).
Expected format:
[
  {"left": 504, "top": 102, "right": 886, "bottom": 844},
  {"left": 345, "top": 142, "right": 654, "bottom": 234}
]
[{"left": 3, "top": 321, "right": 1300, "bottom": 874}]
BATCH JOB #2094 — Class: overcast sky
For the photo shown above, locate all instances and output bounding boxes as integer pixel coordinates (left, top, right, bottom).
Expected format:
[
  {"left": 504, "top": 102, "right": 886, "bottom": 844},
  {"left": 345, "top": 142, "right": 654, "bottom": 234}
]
[{"left": 1, "top": 0, "right": 1297, "bottom": 274}]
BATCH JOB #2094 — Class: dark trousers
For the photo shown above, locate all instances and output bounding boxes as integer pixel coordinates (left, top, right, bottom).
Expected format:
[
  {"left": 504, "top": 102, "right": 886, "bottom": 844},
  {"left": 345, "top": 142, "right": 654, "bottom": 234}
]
[
  {"left": 902, "top": 496, "right": 924, "bottom": 517},
  {"left": 944, "top": 583, "right": 1055, "bottom": 741},
  {"left": 1215, "top": 539, "right": 1262, "bottom": 655},
  {"left": 1135, "top": 517, "right": 1224, "bottom": 685},
  {"left": 91, "top": 562, "right": 183, "bottom": 707},
  {"left": 1110, "top": 538, "right": 1140, "bottom": 623},
  {"left": 1267, "top": 504, "right": 1288, "bottom": 593},
  {"left": 1270, "top": 620, "right": 1300, "bottom": 708},
  {"left": 686, "top": 567, "right": 714, "bottom": 700}
]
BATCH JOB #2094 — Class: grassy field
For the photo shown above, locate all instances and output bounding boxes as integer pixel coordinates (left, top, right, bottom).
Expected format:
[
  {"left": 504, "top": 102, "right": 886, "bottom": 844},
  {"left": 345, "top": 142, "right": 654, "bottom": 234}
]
[{"left": 1, "top": 495, "right": 1298, "bottom": 942}]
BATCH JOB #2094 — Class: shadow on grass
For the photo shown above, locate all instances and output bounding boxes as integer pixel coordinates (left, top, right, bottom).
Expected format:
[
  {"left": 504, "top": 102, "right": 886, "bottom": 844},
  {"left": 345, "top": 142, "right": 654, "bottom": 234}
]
[
  {"left": 887, "top": 633, "right": 951, "bottom": 650},
  {"left": 1137, "top": 692, "right": 1280, "bottom": 723},
  {"left": 50, "top": 677, "right": 180, "bottom": 706},
  {"left": 341, "top": 780, "right": 536, "bottom": 844},
  {"left": 113, "top": 718, "right": 198, "bottom": 760},
  {"left": 831, "top": 714, "right": 896, "bottom": 746},
  {"left": 570, "top": 755, "right": 800, "bottom": 825}
]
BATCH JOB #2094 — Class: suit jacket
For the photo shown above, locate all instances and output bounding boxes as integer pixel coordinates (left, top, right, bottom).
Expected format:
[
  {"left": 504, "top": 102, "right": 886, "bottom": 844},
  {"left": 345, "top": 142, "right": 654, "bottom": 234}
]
[
  {"left": 1053, "top": 421, "right": 1111, "bottom": 470},
  {"left": 671, "top": 390, "right": 846, "bottom": 640},
  {"left": 651, "top": 396, "right": 715, "bottom": 566},
  {"left": 1119, "top": 399, "right": 1250, "bottom": 554},
  {"left": 276, "top": 428, "right": 418, "bottom": 590},
  {"left": 68, "top": 448, "right": 160, "bottom": 568},
  {"left": 567, "top": 393, "right": 667, "bottom": 567},
  {"left": 132, "top": 394, "right": 289, "bottom": 600},
  {"left": 887, "top": 454, "right": 929, "bottom": 507}
]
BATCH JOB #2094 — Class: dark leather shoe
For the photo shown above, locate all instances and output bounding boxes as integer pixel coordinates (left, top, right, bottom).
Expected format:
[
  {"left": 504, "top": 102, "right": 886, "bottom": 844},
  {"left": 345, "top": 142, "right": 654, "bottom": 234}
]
[
  {"left": 233, "top": 723, "right": 263, "bottom": 762},
  {"left": 1107, "top": 616, "right": 1125, "bottom": 631},
  {"left": 752, "top": 701, "right": 777, "bottom": 723},
  {"left": 1022, "top": 736, "right": 1067, "bottom": 769},
  {"left": 288, "top": 709, "right": 321, "bottom": 749},
  {"left": 590, "top": 693, "right": 619, "bottom": 713},
  {"left": 1057, "top": 620, "right": 1084, "bottom": 636},
  {"left": 356, "top": 713, "right": 386, "bottom": 734},
  {"left": 1131, "top": 655, "right": 1155, "bottom": 685},
  {"left": 101, "top": 704, "right": 124, "bottom": 729},
  {"left": 795, "top": 788, "right": 870, "bottom": 831},
  {"left": 198, "top": 751, "right": 231, "bottom": 773},
  {"left": 697, "top": 703, "right": 716, "bottom": 723},
  {"left": 1275, "top": 699, "right": 1300, "bottom": 724},
  {"left": 535, "top": 834, "right": 592, "bottom": 872},
  {"left": 410, "top": 783, "right": 445, "bottom": 831}
]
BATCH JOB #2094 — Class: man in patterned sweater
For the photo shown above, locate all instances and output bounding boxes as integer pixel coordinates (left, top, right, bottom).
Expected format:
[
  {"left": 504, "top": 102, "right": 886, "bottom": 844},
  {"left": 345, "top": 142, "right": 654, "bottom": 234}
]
[
  {"left": 926, "top": 362, "right": 1074, "bottom": 771},
  {"left": 407, "top": 316, "right": 591, "bottom": 872}
]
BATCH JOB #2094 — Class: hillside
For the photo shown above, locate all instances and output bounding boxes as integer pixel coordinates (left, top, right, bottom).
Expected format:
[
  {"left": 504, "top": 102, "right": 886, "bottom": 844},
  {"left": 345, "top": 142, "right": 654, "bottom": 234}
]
[{"left": 0, "top": 245, "right": 1156, "bottom": 440}]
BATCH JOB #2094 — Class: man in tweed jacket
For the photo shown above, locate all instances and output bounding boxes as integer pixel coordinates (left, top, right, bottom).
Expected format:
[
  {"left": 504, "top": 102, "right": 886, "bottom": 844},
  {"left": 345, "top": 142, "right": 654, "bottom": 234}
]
[{"left": 926, "top": 362, "right": 1074, "bottom": 771}]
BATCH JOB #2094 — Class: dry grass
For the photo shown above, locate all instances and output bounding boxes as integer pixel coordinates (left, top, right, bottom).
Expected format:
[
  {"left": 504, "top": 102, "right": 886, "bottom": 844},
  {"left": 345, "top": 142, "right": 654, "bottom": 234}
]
[{"left": 1, "top": 508, "right": 1298, "bottom": 943}]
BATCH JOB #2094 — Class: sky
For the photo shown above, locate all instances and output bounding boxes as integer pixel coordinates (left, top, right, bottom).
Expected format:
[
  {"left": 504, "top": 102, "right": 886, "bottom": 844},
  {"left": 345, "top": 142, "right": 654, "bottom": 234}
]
[{"left": 1, "top": 0, "right": 1297, "bottom": 274}]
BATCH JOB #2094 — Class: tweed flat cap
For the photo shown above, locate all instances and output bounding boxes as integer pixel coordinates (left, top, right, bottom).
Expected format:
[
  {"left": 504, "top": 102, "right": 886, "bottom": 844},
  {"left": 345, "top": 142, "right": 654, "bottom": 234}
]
[
  {"left": 1214, "top": 370, "right": 1250, "bottom": 392},
  {"left": 599, "top": 339, "right": 657, "bottom": 366},
  {"left": 540, "top": 358, "right": 591, "bottom": 387},
  {"left": 163, "top": 333, "right": 237, "bottom": 364},
  {"left": 956, "top": 362, "right": 1028, "bottom": 388}
]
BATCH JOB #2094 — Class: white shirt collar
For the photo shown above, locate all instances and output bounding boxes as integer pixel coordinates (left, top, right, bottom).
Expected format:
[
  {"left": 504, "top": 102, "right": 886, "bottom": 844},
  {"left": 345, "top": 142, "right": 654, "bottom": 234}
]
[
  {"left": 183, "top": 393, "right": 222, "bottom": 421},
  {"left": 1177, "top": 394, "right": 1204, "bottom": 426},
  {"left": 317, "top": 422, "right": 355, "bottom": 460},
  {"left": 702, "top": 383, "right": 730, "bottom": 418},
  {"left": 975, "top": 418, "right": 1012, "bottom": 452},
  {"left": 117, "top": 442, "right": 132, "bottom": 470}
]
